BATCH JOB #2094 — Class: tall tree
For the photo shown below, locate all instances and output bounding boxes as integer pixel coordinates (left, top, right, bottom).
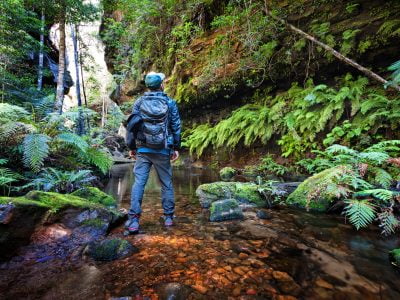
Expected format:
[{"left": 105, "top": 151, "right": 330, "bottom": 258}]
[
  {"left": 37, "top": 7, "right": 45, "bottom": 91},
  {"left": 71, "top": 23, "right": 85, "bottom": 134},
  {"left": 55, "top": 0, "right": 66, "bottom": 113}
]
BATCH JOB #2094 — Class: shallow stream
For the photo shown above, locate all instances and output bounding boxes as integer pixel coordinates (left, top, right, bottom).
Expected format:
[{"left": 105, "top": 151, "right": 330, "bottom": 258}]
[{"left": 1, "top": 164, "right": 399, "bottom": 299}]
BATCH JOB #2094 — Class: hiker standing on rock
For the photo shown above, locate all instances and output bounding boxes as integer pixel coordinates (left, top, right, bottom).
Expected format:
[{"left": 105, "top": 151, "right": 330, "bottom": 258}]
[{"left": 125, "top": 72, "right": 181, "bottom": 234}]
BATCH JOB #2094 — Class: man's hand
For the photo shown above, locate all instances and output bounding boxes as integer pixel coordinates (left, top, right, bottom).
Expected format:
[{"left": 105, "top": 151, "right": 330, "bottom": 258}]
[
  {"left": 129, "top": 150, "right": 137, "bottom": 160},
  {"left": 170, "top": 150, "right": 179, "bottom": 162}
]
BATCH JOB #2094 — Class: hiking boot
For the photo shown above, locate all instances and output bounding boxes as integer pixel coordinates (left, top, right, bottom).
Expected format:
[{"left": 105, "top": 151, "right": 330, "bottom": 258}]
[
  {"left": 164, "top": 214, "right": 174, "bottom": 227},
  {"left": 125, "top": 214, "right": 140, "bottom": 233}
]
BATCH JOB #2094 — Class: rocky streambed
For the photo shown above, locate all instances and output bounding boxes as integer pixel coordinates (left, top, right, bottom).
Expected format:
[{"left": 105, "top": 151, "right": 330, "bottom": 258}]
[{"left": 0, "top": 165, "right": 399, "bottom": 299}]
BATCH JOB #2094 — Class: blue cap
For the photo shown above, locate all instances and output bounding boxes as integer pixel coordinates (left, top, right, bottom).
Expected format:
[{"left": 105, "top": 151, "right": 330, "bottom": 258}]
[{"left": 145, "top": 72, "right": 166, "bottom": 88}]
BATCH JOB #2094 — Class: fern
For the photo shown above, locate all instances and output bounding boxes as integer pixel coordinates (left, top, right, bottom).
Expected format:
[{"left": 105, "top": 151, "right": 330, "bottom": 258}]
[
  {"left": 378, "top": 20, "right": 400, "bottom": 37},
  {"left": 344, "top": 199, "right": 376, "bottom": 230},
  {"left": 56, "top": 132, "right": 89, "bottom": 152},
  {"left": 83, "top": 147, "right": 113, "bottom": 174},
  {"left": 370, "top": 167, "right": 393, "bottom": 188},
  {"left": 353, "top": 189, "right": 395, "bottom": 202},
  {"left": 23, "top": 133, "right": 51, "bottom": 173},
  {"left": 388, "top": 60, "right": 400, "bottom": 86},
  {"left": 0, "top": 103, "right": 29, "bottom": 121},
  {"left": 377, "top": 210, "right": 400, "bottom": 236}
]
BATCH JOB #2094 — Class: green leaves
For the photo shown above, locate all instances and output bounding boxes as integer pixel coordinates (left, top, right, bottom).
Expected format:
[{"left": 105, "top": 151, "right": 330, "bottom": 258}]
[
  {"left": 82, "top": 147, "right": 113, "bottom": 175},
  {"left": 23, "top": 133, "right": 51, "bottom": 173},
  {"left": 344, "top": 199, "right": 376, "bottom": 230},
  {"left": 56, "top": 132, "right": 89, "bottom": 152}
]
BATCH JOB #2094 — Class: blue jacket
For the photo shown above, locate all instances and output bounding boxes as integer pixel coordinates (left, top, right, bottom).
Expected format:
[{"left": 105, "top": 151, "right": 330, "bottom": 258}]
[{"left": 132, "top": 92, "right": 181, "bottom": 150}]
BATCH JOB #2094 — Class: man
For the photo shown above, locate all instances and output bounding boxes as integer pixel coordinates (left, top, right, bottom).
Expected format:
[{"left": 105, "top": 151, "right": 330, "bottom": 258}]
[{"left": 126, "top": 72, "right": 181, "bottom": 234}]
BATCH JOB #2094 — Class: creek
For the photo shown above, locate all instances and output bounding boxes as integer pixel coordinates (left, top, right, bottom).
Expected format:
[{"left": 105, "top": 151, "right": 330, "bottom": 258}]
[{"left": 0, "top": 164, "right": 399, "bottom": 299}]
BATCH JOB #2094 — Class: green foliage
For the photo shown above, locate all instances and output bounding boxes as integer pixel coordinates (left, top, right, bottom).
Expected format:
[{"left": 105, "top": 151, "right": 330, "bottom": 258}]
[
  {"left": 82, "top": 147, "right": 114, "bottom": 175},
  {"left": 387, "top": 60, "right": 400, "bottom": 88},
  {"left": 0, "top": 159, "right": 22, "bottom": 194},
  {"left": 257, "top": 155, "right": 289, "bottom": 177},
  {"left": 55, "top": 132, "right": 89, "bottom": 152},
  {"left": 343, "top": 199, "right": 376, "bottom": 230},
  {"left": 21, "top": 168, "right": 96, "bottom": 193},
  {"left": 340, "top": 29, "right": 361, "bottom": 55},
  {"left": 378, "top": 20, "right": 400, "bottom": 38},
  {"left": 23, "top": 133, "right": 51, "bottom": 173}
]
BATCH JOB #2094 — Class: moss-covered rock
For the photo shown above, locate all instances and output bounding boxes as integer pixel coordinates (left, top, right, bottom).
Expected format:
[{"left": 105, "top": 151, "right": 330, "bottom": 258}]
[
  {"left": 85, "top": 238, "right": 138, "bottom": 261},
  {"left": 196, "top": 181, "right": 265, "bottom": 208},
  {"left": 72, "top": 187, "right": 116, "bottom": 207},
  {"left": 286, "top": 166, "right": 352, "bottom": 212},
  {"left": 210, "top": 199, "right": 244, "bottom": 222},
  {"left": 219, "top": 167, "right": 237, "bottom": 181},
  {"left": 389, "top": 248, "right": 400, "bottom": 268}
]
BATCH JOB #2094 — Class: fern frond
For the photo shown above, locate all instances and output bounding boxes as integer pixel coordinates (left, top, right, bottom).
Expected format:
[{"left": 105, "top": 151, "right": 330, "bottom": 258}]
[
  {"left": 353, "top": 189, "right": 394, "bottom": 202},
  {"left": 371, "top": 167, "right": 393, "bottom": 188},
  {"left": 83, "top": 147, "right": 113, "bottom": 174},
  {"left": 344, "top": 199, "right": 376, "bottom": 230},
  {"left": 23, "top": 134, "right": 51, "bottom": 172},
  {"left": 359, "top": 151, "right": 390, "bottom": 165},
  {"left": 56, "top": 132, "right": 89, "bottom": 152},
  {"left": 0, "top": 103, "right": 29, "bottom": 121},
  {"left": 377, "top": 210, "right": 399, "bottom": 236},
  {"left": 326, "top": 144, "right": 358, "bottom": 156}
]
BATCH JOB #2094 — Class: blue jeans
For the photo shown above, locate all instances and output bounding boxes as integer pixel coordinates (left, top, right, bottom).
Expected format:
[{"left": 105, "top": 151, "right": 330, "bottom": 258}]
[{"left": 129, "top": 152, "right": 175, "bottom": 216}]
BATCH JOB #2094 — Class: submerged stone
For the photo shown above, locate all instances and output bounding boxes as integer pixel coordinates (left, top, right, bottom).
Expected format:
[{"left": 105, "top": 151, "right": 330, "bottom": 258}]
[
  {"left": 196, "top": 182, "right": 265, "bottom": 208},
  {"left": 156, "top": 282, "right": 192, "bottom": 300},
  {"left": 72, "top": 187, "right": 116, "bottom": 207},
  {"left": 85, "top": 238, "right": 138, "bottom": 261},
  {"left": 210, "top": 199, "right": 244, "bottom": 222},
  {"left": 389, "top": 248, "right": 400, "bottom": 268},
  {"left": 219, "top": 167, "right": 237, "bottom": 181},
  {"left": 256, "top": 210, "right": 272, "bottom": 220}
]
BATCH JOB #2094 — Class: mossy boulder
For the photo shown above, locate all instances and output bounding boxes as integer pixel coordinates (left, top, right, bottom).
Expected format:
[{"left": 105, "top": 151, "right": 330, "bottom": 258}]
[
  {"left": 196, "top": 181, "right": 265, "bottom": 208},
  {"left": 389, "top": 249, "right": 400, "bottom": 268},
  {"left": 219, "top": 167, "right": 237, "bottom": 181},
  {"left": 286, "top": 166, "right": 352, "bottom": 212},
  {"left": 72, "top": 187, "right": 116, "bottom": 207},
  {"left": 210, "top": 199, "right": 244, "bottom": 222},
  {"left": 85, "top": 238, "right": 138, "bottom": 261}
]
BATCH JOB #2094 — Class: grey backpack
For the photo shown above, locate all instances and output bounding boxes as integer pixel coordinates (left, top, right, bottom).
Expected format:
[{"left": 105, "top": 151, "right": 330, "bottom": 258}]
[{"left": 139, "top": 95, "right": 169, "bottom": 149}]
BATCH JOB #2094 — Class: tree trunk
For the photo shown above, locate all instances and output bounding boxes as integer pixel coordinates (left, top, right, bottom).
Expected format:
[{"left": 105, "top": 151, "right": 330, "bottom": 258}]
[
  {"left": 71, "top": 24, "right": 85, "bottom": 135},
  {"left": 37, "top": 8, "right": 45, "bottom": 91},
  {"left": 55, "top": 1, "right": 66, "bottom": 113},
  {"left": 77, "top": 27, "right": 90, "bottom": 131},
  {"left": 263, "top": 1, "right": 400, "bottom": 92}
]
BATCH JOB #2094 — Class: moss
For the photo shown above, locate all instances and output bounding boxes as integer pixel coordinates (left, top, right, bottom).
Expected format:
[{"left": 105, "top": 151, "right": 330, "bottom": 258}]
[
  {"left": 24, "top": 191, "right": 101, "bottom": 212},
  {"left": 0, "top": 196, "right": 49, "bottom": 208},
  {"left": 286, "top": 166, "right": 350, "bottom": 212},
  {"left": 219, "top": 167, "right": 237, "bottom": 181},
  {"left": 209, "top": 199, "right": 243, "bottom": 222},
  {"left": 200, "top": 182, "right": 237, "bottom": 197},
  {"left": 389, "top": 248, "right": 400, "bottom": 267},
  {"left": 81, "top": 218, "right": 108, "bottom": 228},
  {"left": 71, "top": 187, "right": 116, "bottom": 207},
  {"left": 234, "top": 183, "right": 265, "bottom": 207},
  {"left": 86, "top": 238, "right": 137, "bottom": 261}
]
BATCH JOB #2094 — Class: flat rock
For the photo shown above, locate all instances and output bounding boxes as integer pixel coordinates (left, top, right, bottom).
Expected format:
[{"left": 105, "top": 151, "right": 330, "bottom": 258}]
[{"left": 85, "top": 238, "right": 138, "bottom": 261}]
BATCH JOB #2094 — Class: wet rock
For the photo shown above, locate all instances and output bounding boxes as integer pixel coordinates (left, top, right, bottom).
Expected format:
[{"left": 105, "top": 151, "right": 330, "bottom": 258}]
[
  {"left": 196, "top": 182, "right": 266, "bottom": 208},
  {"left": 192, "top": 284, "right": 208, "bottom": 294},
  {"left": 272, "top": 271, "right": 302, "bottom": 296},
  {"left": 219, "top": 167, "right": 237, "bottom": 181},
  {"left": 286, "top": 166, "right": 350, "bottom": 211},
  {"left": 389, "top": 248, "right": 400, "bottom": 268},
  {"left": 209, "top": 199, "right": 244, "bottom": 222},
  {"left": 0, "top": 203, "right": 15, "bottom": 224},
  {"left": 85, "top": 238, "right": 138, "bottom": 261},
  {"left": 256, "top": 210, "right": 272, "bottom": 220},
  {"left": 155, "top": 282, "right": 192, "bottom": 300}
]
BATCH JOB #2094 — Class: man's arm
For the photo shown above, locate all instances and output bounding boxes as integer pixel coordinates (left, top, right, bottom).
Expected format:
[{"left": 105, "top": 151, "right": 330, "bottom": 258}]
[{"left": 169, "top": 100, "right": 181, "bottom": 150}]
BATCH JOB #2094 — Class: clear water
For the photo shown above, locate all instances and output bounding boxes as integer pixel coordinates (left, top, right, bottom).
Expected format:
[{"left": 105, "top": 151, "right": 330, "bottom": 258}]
[{"left": 1, "top": 164, "right": 399, "bottom": 299}]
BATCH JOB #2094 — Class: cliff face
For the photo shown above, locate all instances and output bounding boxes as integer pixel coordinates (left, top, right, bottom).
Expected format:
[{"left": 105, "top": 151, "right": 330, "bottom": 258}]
[{"left": 102, "top": 0, "right": 400, "bottom": 112}]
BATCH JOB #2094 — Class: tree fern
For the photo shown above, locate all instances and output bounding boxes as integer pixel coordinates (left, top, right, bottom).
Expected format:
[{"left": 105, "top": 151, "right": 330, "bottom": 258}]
[
  {"left": 83, "top": 147, "right": 113, "bottom": 174},
  {"left": 343, "top": 199, "right": 376, "bottom": 230},
  {"left": 23, "top": 133, "right": 51, "bottom": 172},
  {"left": 56, "top": 132, "right": 89, "bottom": 152}
]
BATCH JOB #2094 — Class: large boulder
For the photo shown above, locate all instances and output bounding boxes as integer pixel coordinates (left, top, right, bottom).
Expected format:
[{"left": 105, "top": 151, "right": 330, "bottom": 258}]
[
  {"left": 84, "top": 238, "right": 138, "bottom": 261},
  {"left": 210, "top": 199, "right": 244, "bottom": 222},
  {"left": 219, "top": 167, "right": 237, "bottom": 181},
  {"left": 0, "top": 191, "right": 124, "bottom": 261},
  {"left": 286, "top": 166, "right": 352, "bottom": 211},
  {"left": 196, "top": 182, "right": 265, "bottom": 208}
]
